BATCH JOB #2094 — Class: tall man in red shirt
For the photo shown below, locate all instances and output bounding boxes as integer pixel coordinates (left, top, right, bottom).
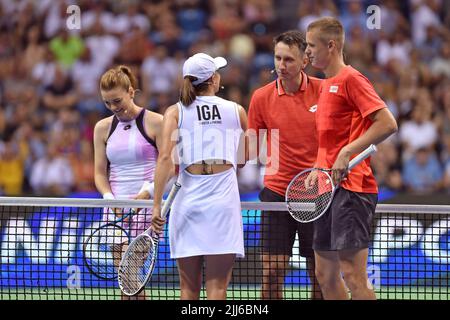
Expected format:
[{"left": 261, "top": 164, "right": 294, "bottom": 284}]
[
  {"left": 305, "top": 17, "right": 398, "bottom": 299},
  {"left": 248, "top": 30, "right": 322, "bottom": 299}
]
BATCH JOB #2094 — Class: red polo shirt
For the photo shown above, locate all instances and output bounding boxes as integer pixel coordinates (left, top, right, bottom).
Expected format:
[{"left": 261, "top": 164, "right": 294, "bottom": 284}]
[
  {"left": 248, "top": 71, "right": 322, "bottom": 196},
  {"left": 316, "top": 65, "right": 386, "bottom": 193}
]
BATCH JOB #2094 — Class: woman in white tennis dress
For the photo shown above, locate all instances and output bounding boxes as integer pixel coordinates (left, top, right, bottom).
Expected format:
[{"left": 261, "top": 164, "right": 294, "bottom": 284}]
[{"left": 151, "top": 53, "right": 248, "bottom": 300}]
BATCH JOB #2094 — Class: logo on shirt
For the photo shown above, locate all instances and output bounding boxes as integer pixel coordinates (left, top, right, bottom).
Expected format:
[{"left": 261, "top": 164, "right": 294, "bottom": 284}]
[
  {"left": 196, "top": 104, "right": 222, "bottom": 125},
  {"left": 309, "top": 105, "right": 317, "bottom": 113},
  {"left": 124, "top": 124, "right": 132, "bottom": 130},
  {"left": 329, "top": 85, "right": 339, "bottom": 93}
]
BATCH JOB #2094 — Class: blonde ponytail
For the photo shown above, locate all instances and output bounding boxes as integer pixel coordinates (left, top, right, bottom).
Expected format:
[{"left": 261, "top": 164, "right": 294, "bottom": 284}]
[{"left": 100, "top": 65, "right": 139, "bottom": 92}]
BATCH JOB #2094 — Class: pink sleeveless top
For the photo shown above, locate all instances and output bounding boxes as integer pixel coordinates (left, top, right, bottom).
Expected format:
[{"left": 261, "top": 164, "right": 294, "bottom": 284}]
[{"left": 106, "top": 109, "right": 158, "bottom": 199}]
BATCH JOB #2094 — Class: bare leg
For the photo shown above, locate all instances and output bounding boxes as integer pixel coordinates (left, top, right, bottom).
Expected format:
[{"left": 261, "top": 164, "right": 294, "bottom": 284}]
[
  {"left": 314, "top": 250, "right": 349, "bottom": 300},
  {"left": 177, "top": 256, "right": 203, "bottom": 300},
  {"left": 260, "top": 254, "right": 289, "bottom": 299},
  {"left": 204, "top": 254, "right": 236, "bottom": 300},
  {"left": 339, "top": 248, "right": 376, "bottom": 300},
  {"left": 305, "top": 256, "right": 323, "bottom": 300}
]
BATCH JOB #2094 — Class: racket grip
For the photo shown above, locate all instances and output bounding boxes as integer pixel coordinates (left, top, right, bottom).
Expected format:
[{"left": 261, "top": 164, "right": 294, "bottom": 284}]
[
  {"left": 348, "top": 144, "right": 377, "bottom": 170},
  {"left": 161, "top": 182, "right": 181, "bottom": 219}
]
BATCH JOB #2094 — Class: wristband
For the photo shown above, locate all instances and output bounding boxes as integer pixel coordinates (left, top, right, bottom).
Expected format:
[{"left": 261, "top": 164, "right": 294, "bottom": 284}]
[
  {"left": 138, "top": 181, "right": 154, "bottom": 198},
  {"left": 102, "top": 192, "right": 115, "bottom": 200}
]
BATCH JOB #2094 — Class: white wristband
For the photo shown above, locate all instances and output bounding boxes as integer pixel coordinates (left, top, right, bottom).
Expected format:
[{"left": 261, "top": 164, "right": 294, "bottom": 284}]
[
  {"left": 102, "top": 192, "right": 115, "bottom": 200},
  {"left": 138, "top": 181, "right": 155, "bottom": 198}
]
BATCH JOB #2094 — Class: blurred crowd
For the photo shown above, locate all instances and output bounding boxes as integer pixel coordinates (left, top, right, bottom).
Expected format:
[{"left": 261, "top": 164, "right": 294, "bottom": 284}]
[{"left": 0, "top": 0, "right": 449, "bottom": 198}]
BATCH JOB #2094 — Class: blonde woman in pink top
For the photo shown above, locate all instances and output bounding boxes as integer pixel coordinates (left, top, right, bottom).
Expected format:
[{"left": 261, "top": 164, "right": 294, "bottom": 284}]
[{"left": 93, "top": 65, "right": 163, "bottom": 299}]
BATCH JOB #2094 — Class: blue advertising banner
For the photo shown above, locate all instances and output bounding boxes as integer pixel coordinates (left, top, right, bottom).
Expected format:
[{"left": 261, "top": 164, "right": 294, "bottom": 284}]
[{"left": 1, "top": 206, "right": 449, "bottom": 289}]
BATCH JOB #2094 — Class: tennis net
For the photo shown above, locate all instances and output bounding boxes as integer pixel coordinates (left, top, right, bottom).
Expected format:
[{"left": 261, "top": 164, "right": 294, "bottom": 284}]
[{"left": 0, "top": 197, "right": 449, "bottom": 300}]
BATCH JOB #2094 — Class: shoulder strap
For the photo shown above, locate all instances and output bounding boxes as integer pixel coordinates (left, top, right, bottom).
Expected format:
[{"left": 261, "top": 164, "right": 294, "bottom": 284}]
[
  {"left": 107, "top": 116, "right": 119, "bottom": 141},
  {"left": 136, "top": 108, "right": 157, "bottom": 148}
]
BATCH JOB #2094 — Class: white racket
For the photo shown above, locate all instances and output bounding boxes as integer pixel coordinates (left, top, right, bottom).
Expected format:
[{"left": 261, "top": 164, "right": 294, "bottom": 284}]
[
  {"left": 117, "top": 182, "right": 181, "bottom": 296},
  {"left": 285, "top": 144, "right": 377, "bottom": 223}
]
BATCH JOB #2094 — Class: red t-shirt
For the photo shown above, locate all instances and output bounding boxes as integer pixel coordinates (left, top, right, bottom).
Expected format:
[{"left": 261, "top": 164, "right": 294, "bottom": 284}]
[
  {"left": 248, "top": 72, "right": 322, "bottom": 196},
  {"left": 316, "top": 65, "right": 386, "bottom": 193}
]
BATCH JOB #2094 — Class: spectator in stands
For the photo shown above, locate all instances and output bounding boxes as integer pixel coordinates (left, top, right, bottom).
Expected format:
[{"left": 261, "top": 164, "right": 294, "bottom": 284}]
[
  {"left": 0, "top": 133, "right": 27, "bottom": 195},
  {"left": 376, "top": 30, "right": 412, "bottom": 68},
  {"left": 42, "top": 65, "right": 78, "bottom": 111},
  {"left": 176, "top": 0, "right": 208, "bottom": 49},
  {"left": 430, "top": 42, "right": 450, "bottom": 79},
  {"left": 399, "top": 104, "right": 439, "bottom": 160},
  {"left": 402, "top": 147, "right": 443, "bottom": 193},
  {"left": 83, "top": 20, "right": 120, "bottom": 70},
  {"left": 49, "top": 28, "right": 84, "bottom": 68},
  {"left": 29, "top": 141, "right": 74, "bottom": 196},
  {"left": 150, "top": 10, "right": 182, "bottom": 55},
  {"left": 118, "top": 25, "right": 152, "bottom": 66},
  {"left": 31, "top": 45, "right": 57, "bottom": 88},
  {"left": 0, "top": 0, "right": 448, "bottom": 200},
  {"left": 70, "top": 140, "right": 96, "bottom": 193},
  {"left": 371, "top": 141, "right": 403, "bottom": 191},
  {"left": 339, "top": 0, "right": 367, "bottom": 36},
  {"left": 71, "top": 47, "right": 104, "bottom": 114},
  {"left": 22, "top": 25, "right": 46, "bottom": 75},
  {"left": 297, "top": 0, "right": 338, "bottom": 33},
  {"left": 410, "top": 0, "right": 442, "bottom": 46},
  {"left": 209, "top": 0, "right": 246, "bottom": 40},
  {"left": 141, "top": 46, "right": 179, "bottom": 99}
]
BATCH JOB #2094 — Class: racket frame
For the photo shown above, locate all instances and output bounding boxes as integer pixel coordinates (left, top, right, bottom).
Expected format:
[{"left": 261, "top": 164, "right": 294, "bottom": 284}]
[
  {"left": 82, "top": 208, "right": 138, "bottom": 279},
  {"left": 286, "top": 167, "right": 336, "bottom": 223},
  {"left": 118, "top": 182, "right": 181, "bottom": 296},
  {"left": 285, "top": 144, "right": 377, "bottom": 223}
]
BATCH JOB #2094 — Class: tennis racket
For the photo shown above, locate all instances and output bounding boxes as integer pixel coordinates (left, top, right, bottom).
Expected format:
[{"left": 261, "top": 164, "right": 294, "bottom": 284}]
[
  {"left": 286, "top": 144, "right": 377, "bottom": 223},
  {"left": 83, "top": 208, "right": 136, "bottom": 280},
  {"left": 118, "top": 182, "right": 181, "bottom": 296}
]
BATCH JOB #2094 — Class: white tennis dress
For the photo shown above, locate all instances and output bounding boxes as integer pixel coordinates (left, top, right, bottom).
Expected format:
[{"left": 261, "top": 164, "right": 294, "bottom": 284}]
[{"left": 169, "top": 96, "right": 244, "bottom": 259}]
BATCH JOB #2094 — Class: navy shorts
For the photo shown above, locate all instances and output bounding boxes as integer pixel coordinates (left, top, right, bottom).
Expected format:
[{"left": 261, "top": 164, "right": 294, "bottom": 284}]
[
  {"left": 312, "top": 188, "right": 378, "bottom": 251},
  {"left": 259, "top": 187, "right": 315, "bottom": 258}
]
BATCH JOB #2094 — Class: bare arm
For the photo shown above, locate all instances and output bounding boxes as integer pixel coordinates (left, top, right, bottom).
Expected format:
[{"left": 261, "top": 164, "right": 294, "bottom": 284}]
[
  {"left": 237, "top": 104, "right": 249, "bottom": 168},
  {"left": 93, "top": 117, "right": 113, "bottom": 197},
  {"left": 332, "top": 107, "right": 398, "bottom": 183},
  {"left": 151, "top": 111, "right": 178, "bottom": 183},
  {"left": 152, "top": 104, "right": 179, "bottom": 233},
  {"left": 247, "top": 93, "right": 266, "bottom": 164}
]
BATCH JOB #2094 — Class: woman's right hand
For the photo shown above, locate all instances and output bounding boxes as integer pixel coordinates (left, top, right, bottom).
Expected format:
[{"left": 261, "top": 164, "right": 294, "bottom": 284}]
[{"left": 151, "top": 205, "right": 166, "bottom": 234}]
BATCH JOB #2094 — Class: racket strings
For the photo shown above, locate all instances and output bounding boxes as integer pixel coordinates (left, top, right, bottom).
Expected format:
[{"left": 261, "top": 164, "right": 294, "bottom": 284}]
[
  {"left": 119, "top": 235, "right": 156, "bottom": 295},
  {"left": 84, "top": 225, "right": 128, "bottom": 279},
  {"left": 287, "top": 170, "right": 333, "bottom": 222}
]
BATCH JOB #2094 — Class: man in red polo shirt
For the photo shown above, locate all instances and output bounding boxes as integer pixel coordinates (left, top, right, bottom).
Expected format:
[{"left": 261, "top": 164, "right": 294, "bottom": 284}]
[
  {"left": 305, "top": 17, "right": 398, "bottom": 299},
  {"left": 248, "top": 30, "right": 322, "bottom": 300}
]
